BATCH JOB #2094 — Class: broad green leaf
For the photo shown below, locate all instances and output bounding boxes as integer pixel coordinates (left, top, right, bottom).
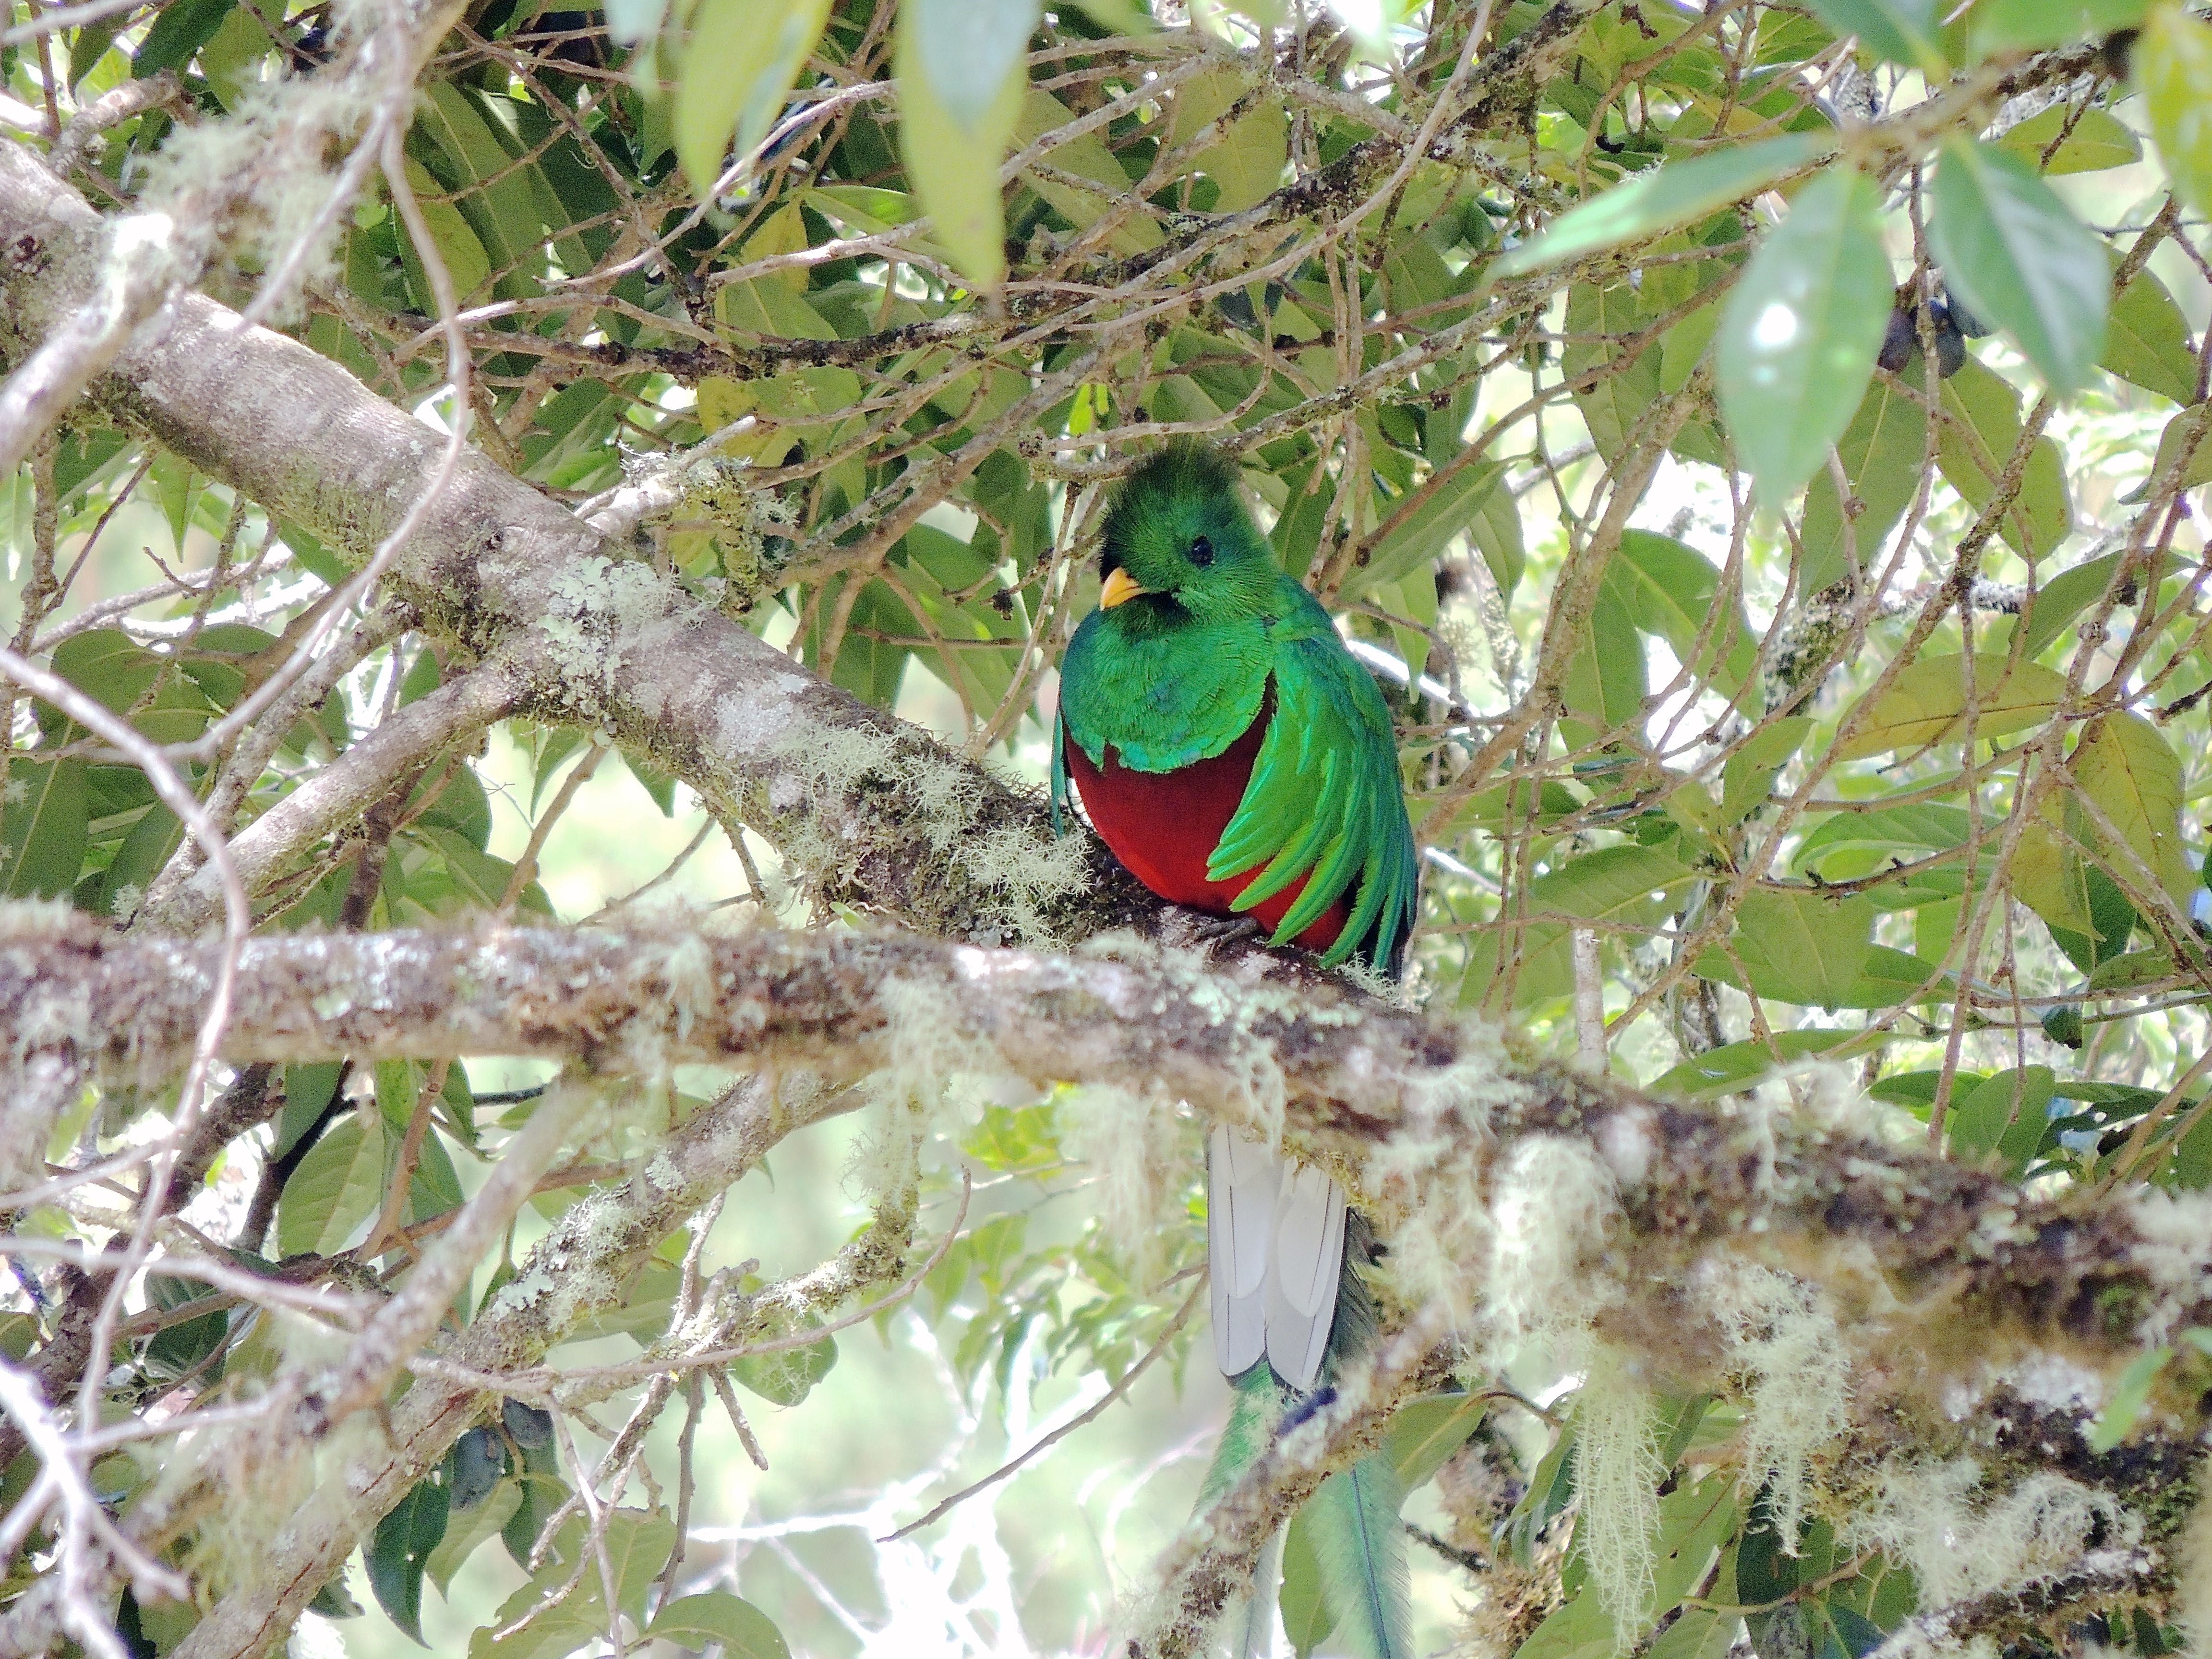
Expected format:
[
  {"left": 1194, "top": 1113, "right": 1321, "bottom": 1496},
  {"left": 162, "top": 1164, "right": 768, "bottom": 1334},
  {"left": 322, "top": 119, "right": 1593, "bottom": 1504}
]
[
  {"left": 2133, "top": 404, "right": 2212, "bottom": 499},
  {"left": 1354, "top": 458, "right": 1511, "bottom": 599},
  {"left": 732, "top": 1324, "right": 839, "bottom": 1405},
  {"left": 1653, "top": 1029, "right": 1874, "bottom": 1098},
  {"left": 1512, "top": 1586, "right": 1617, "bottom": 1659},
  {"left": 1015, "top": 90, "right": 1160, "bottom": 252},
  {"left": 51, "top": 627, "right": 163, "bottom": 711},
  {"left": 1168, "top": 68, "right": 1288, "bottom": 214},
  {"left": 1717, "top": 168, "right": 1893, "bottom": 505},
  {"left": 1832, "top": 653, "right": 2069, "bottom": 759},
  {"left": 1805, "top": 0, "right": 1944, "bottom": 70},
  {"left": 2071, "top": 710, "right": 2194, "bottom": 909},
  {"left": 1649, "top": 1608, "right": 1740, "bottom": 1659},
  {"left": 473, "top": 1509, "right": 677, "bottom": 1659},
  {"left": 1927, "top": 138, "right": 2109, "bottom": 393},
  {"left": 276, "top": 1113, "right": 387, "bottom": 1258},
  {"left": 1487, "top": 133, "right": 1829, "bottom": 279},
  {"left": 2015, "top": 815, "right": 2100, "bottom": 938},
  {"left": 1722, "top": 717, "right": 1814, "bottom": 823},
  {"left": 368, "top": 1476, "right": 451, "bottom": 1645},
  {"left": 646, "top": 1592, "right": 793, "bottom": 1658},
  {"left": 395, "top": 155, "right": 492, "bottom": 305},
  {"left": 1, "top": 757, "right": 89, "bottom": 899},
  {"left": 1565, "top": 279, "right": 1660, "bottom": 461},
  {"left": 1561, "top": 589, "right": 1647, "bottom": 744},
  {"left": 674, "top": 0, "right": 833, "bottom": 193},
  {"left": 1993, "top": 104, "right": 2141, "bottom": 175},
  {"left": 1279, "top": 1511, "right": 1334, "bottom": 1657},
  {"left": 1945, "top": 1064, "right": 2055, "bottom": 1173},
  {"left": 2088, "top": 1346, "right": 2172, "bottom": 1451},
  {"left": 1464, "top": 846, "right": 1693, "bottom": 1010},
  {"left": 1385, "top": 1392, "right": 1487, "bottom": 1490},
  {"left": 895, "top": 0, "right": 1039, "bottom": 286},
  {"left": 1933, "top": 358, "right": 2071, "bottom": 559},
  {"left": 416, "top": 84, "right": 549, "bottom": 302},
  {"left": 1976, "top": 0, "right": 2145, "bottom": 50},
  {"left": 1794, "top": 804, "right": 1970, "bottom": 874},
  {"left": 424, "top": 1478, "right": 520, "bottom": 1595},
  {"left": 1659, "top": 298, "right": 1721, "bottom": 396},
  {"left": 1695, "top": 889, "right": 1875, "bottom": 1009},
  {"left": 2101, "top": 268, "right": 2199, "bottom": 405},
  {"left": 2047, "top": 863, "right": 2140, "bottom": 973},
  {"left": 1603, "top": 529, "right": 1756, "bottom": 697},
  {"left": 133, "top": 0, "right": 235, "bottom": 74},
  {"left": 97, "top": 801, "right": 184, "bottom": 919},
  {"left": 2143, "top": 3, "right": 2212, "bottom": 220},
  {"left": 1801, "top": 379, "right": 1926, "bottom": 593}
]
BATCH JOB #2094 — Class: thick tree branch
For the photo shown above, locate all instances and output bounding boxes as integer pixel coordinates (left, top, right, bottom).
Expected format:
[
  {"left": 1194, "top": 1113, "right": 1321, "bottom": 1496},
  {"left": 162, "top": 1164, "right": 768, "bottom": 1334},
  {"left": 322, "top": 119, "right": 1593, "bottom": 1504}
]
[{"left": 8, "top": 910, "right": 2211, "bottom": 1424}]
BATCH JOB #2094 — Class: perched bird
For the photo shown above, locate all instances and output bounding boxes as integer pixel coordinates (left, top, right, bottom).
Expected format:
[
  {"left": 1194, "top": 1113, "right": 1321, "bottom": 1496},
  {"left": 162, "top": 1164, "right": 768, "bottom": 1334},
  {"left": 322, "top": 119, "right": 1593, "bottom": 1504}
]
[{"left": 1052, "top": 445, "right": 1418, "bottom": 1659}]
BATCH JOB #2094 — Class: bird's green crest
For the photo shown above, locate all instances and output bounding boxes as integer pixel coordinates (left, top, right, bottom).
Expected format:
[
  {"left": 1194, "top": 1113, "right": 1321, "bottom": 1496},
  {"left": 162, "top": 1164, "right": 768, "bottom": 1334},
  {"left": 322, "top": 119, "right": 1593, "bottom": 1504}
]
[{"left": 1099, "top": 445, "right": 1280, "bottom": 625}]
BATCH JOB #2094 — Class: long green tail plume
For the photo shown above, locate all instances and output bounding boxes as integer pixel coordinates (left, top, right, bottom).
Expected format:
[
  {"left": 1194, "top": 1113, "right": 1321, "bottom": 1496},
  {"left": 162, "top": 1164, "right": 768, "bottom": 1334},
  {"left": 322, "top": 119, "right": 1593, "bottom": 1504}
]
[
  {"left": 1303, "top": 1451, "right": 1412, "bottom": 1659},
  {"left": 1194, "top": 1215, "right": 1411, "bottom": 1659}
]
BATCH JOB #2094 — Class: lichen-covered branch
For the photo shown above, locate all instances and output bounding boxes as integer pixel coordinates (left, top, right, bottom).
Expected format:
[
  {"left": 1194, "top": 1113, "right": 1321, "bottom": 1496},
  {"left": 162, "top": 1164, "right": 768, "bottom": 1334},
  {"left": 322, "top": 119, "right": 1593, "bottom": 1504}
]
[{"left": 9, "top": 907, "right": 2211, "bottom": 1432}]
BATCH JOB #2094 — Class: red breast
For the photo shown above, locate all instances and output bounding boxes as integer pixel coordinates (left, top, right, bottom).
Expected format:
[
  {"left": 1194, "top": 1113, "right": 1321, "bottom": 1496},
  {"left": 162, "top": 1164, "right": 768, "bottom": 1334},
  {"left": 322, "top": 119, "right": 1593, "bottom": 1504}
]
[{"left": 1061, "top": 708, "right": 1349, "bottom": 953}]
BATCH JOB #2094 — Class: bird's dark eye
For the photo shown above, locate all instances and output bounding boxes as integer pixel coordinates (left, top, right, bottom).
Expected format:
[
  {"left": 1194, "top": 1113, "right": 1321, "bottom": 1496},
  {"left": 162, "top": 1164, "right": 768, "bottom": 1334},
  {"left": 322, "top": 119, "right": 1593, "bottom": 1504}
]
[{"left": 1190, "top": 535, "right": 1214, "bottom": 567}]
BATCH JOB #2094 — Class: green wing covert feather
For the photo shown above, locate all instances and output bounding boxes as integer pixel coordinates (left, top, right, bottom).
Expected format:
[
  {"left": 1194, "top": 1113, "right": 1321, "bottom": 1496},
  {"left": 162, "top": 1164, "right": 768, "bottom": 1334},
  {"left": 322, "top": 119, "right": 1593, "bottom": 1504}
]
[{"left": 1206, "top": 630, "right": 1419, "bottom": 970}]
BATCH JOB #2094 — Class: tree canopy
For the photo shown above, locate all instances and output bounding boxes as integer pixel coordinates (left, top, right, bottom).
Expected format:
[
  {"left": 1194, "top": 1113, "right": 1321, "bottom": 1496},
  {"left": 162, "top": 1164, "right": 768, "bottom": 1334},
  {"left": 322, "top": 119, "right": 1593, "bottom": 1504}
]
[{"left": 4, "top": 0, "right": 2212, "bottom": 1656}]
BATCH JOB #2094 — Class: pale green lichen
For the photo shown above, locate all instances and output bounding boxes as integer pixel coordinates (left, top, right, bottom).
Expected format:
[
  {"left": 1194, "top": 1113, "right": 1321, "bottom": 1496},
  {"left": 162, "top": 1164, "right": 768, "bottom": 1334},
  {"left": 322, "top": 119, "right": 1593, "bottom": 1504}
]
[
  {"left": 1841, "top": 1458, "right": 2139, "bottom": 1610},
  {"left": 2123, "top": 1187, "right": 2212, "bottom": 1346},
  {"left": 1713, "top": 1262, "right": 1850, "bottom": 1546},
  {"left": 1573, "top": 1340, "right": 1665, "bottom": 1645},
  {"left": 766, "top": 725, "right": 1089, "bottom": 945},
  {"left": 537, "top": 556, "right": 698, "bottom": 719}
]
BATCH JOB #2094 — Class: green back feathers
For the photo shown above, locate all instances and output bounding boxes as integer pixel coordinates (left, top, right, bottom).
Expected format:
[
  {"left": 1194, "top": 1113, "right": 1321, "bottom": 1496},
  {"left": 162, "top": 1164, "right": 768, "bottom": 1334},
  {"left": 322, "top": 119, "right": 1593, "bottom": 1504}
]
[{"left": 1053, "top": 445, "right": 1420, "bottom": 976}]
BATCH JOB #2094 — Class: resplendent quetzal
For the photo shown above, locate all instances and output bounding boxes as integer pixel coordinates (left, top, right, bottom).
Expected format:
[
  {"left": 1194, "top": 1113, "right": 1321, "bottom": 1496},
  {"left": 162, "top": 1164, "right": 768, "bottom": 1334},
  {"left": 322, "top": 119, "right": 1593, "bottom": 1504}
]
[{"left": 1051, "top": 444, "right": 1418, "bottom": 1658}]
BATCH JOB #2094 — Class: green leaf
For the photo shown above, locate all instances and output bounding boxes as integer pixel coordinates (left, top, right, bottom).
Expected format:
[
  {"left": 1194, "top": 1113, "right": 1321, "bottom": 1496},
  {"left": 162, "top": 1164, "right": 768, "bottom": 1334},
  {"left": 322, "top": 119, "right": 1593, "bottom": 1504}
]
[
  {"left": 1717, "top": 168, "right": 1893, "bottom": 506},
  {"left": 1652, "top": 1029, "right": 1874, "bottom": 1098},
  {"left": 731, "top": 1324, "right": 838, "bottom": 1405},
  {"left": 1513, "top": 1585, "right": 1617, "bottom": 1659},
  {"left": 1487, "top": 133, "right": 1829, "bottom": 280},
  {"left": 1993, "top": 105, "right": 2141, "bottom": 175},
  {"left": 1603, "top": 530, "right": 1756, "bottom": 697},
  {"left": 2087, "top": 1346, "right": 2172, "bottom": 1451},
  {"left": 1945, "top": 1065, "right": 2055, "bottom": 1174},
  {"left": 473, "top": 1509, "right": 677, "bottom": 1659},
  {"left": 673, "top": 0, "right": 833, "bottom": 192},
  {"left": 1386, "top": 1392, "right": 1487, "bottom": 1490},
  {"left": 1804, "top": 0, "right": 1944, "bottom": 69},
  {"left": 425, "top": 1476, "right": 519, "bottom": 1595},
  {"left": 133, "top": 0, "right": 235, "bottom": 74},
  {"left": 2143, "top": 2, "right": 2212, "bottom": 220},
  {"left": 1832, "top": 652, "right": 2069, "bottom": 760},
  {"left": 1927, "top": 138, "right": 2109, "bottom": 394},
  {"left": 1976, "top": 0, "right": 2144, "bottom": 50},
  {"left": 1801, "top": 379, "right": 1926, "bottom": 594},
  {"left": 276, "top": 1114, "right": 387, "bottom": 1258},
  {"left": 2, "top": 757, "right": 89, "bottom": 900},
  {"left": 1795, "top": 805, "right": 1971, "bottom": 875},
  {"left": 2020, "top": 552, "right": 2171, "bottom": 659},
  {"left": 645, "top": 1592, "right": 793, "bottom": 1658},
  {"left": 2072, "top": 710, "right": 2194, "bottom": 909},
  {"left": 1695, "top": 889, "right": 1875, "bottom": 1009},
  {"left": 894, "top": 0, "right": 1038, "bottom": 286},
  {"left": 368, "top": 1476, "right": 452, "bottom": 1645},
  {"left": 51, "top": 627, "right": 164, "bottom": 712},
  {"left": 2101, "top": 268, "right": 2199, "bottom": 405},
  {"left": 2133, "top": 404, "right": 2212, "bottom": 499},
  {"left": 1722, "top": 717, "right": 1814, "bottom": 824},
  {"left": 1355, "top": 458, "right": 1512, "bottom": 599},
  {"left": 396, "top": 155, "right": 493, "bottom": 305},
  {"left": 1280, "top": 1512, "right": 1334, "bottom": 1657},
  {"left": 1169, "top": 69, "right": 1287, "bottom": 214},
  {"left": 1015, "top": 90, "right": 1160, "bottom": 252},
  {"left": 1561, "top": 589, "right": 1647, "bottom": 743},
  {"left": 1932, "top": 358, "right": 2071, "bottom": 559},
  {"left": 1566, "top": 279, "right": 1661, "bottom": 462},
  {"left": 1464, "top": 846, "right": 1694, "bottom": 1010}
]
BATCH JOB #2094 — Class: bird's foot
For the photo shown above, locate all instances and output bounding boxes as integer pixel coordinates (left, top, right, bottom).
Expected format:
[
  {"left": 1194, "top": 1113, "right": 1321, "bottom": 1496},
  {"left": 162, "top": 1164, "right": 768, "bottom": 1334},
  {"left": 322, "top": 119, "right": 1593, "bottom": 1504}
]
[{"left": 1160, "top": 909, "right": 1265, "bottom": 955}]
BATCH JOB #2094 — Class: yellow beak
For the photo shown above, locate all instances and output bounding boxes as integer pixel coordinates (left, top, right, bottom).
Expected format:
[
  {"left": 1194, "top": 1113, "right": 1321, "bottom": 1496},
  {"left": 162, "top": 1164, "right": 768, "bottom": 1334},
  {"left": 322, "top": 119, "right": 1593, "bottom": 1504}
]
[{"left": 1100, "top": 567, "right": 1149, "bottom": 609}]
